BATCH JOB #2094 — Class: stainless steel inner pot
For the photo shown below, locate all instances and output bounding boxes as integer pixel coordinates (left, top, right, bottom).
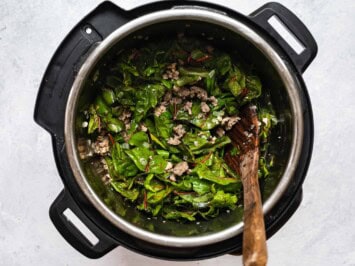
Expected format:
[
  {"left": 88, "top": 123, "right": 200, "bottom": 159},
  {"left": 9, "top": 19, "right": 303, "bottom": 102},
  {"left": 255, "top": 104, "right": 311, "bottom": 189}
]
[{"left": 64, "top": 8, "right": 303, "bottom": 247}]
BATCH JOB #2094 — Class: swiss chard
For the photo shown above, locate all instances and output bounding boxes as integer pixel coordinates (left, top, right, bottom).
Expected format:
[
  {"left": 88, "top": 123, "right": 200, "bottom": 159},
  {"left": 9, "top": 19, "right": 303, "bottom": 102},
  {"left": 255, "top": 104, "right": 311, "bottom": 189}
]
[{"left": 77, "top": 35, "right": 277, "bottom": 223}]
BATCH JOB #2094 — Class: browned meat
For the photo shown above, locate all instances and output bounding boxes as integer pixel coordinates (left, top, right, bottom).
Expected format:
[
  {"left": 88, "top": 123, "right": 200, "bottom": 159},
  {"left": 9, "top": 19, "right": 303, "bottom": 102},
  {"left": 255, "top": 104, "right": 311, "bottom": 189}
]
[{"left": 172, "top": 161, "right": 189, "bottom": 176}]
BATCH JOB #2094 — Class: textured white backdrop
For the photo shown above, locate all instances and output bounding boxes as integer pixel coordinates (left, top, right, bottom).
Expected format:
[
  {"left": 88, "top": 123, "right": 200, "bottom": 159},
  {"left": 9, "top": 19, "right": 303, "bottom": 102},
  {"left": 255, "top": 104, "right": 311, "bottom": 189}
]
[{"left": 0, "top": 0, "right": 354, "bottom": 265}]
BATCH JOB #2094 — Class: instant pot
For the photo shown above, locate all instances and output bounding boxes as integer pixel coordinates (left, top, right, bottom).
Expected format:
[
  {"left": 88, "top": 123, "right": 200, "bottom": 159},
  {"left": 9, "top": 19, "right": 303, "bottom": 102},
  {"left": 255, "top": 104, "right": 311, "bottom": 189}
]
[{"left": 34, "top": 1, "right": 317, "bottom": 260}]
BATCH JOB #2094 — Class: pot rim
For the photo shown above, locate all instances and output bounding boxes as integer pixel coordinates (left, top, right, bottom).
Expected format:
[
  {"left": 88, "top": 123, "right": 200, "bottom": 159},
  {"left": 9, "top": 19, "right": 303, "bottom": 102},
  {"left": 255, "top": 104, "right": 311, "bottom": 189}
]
[{"left": 64, "top": 8, "right": 304, "bottom": 247}]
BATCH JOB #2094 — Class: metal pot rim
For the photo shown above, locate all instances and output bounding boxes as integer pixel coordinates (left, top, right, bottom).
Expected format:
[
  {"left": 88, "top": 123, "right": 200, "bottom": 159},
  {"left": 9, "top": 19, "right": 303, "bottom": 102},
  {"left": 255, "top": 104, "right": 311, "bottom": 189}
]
[{"left": 64, "top": 8, "right": 303, "bottom": 247}]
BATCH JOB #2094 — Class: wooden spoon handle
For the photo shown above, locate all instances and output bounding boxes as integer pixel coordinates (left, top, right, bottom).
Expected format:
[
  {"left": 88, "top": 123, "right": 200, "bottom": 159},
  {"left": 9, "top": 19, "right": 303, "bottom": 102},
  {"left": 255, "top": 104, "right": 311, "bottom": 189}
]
[{"left": 241, "top": 150, "right": 268, "bottom": 266}]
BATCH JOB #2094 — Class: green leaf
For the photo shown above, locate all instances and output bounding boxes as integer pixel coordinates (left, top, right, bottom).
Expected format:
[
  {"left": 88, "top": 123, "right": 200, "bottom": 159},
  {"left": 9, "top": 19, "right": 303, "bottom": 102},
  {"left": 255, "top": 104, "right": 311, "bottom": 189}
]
[
  {"left": 156, "top": 149, "right": 169, "bottom": 159},
  {"left": 258, "top": 108, "right": 278, "bottom": 141},
  {"left": 111, "top": 143, "right": 139, "bottom": 177},
  {"left": 137, "top": 201, "right": 163, "bottom": 217},
  {"left": 102, "top": 89, "right": 116, "bottom": 105},
  {"left": 210, "top": 190, "right": 237, "bottom": 209},
  {"left": 114, "top": 86, "right": 136, "bottom": 106},
  {"left": 134, "top": 84, "right": 166, "bottom": 123},
  {"left": 179, "top": 67, "right": 210, "bottom": 78},
  {"left": 149, "top": 155, "right": 168, "bottom": 174},
  {"left": 226, "top": 77, "right": 242, "bottom": 97},
  {"left": 205, "top": 69, "right": 216, "bottom": 94},
  {"left": 244, "top": 75, "right": 262, "bottom": 102},
  {"left": 195, "top": 153, "right": 214, "bottom": 166},
  {"left": 143, "top": 66, "right": 156, "bottom": 77},
  {"left": 143, "top": 118, "right": 156, "bottom": 134},
  {"left": 182, "top": 132, "right": 231, "bottom": 155},
  {"left": 105, "top": 117, "right": 124, "bottom": 133},
  {"left": 147, "top": 186, "right": 173, "bottom": 204},
  {"left": 154, "top": 111, "right": 173, "bottom": 139},
  {"left": 224, "top": 66, "right": 246, "bottom": 97},
  {"left": 182, "top": 132, "right": 210, "bottom": 151},
  {"left": 199, "top": 206, "right": 219, "bottom": 219},
  {"left": 119, "top": 63, "right": 139, "bottom": 77},
  {"left": 125, "top": 146, "right": 154, "bottom": 172},
  {"left": 178, "top": 192, "right": 213, "bottom": 208},
  {"left": 193, "top": 161, "right": 238, "bottom": 185},
  {"left": 150, "top": 132, "right": 167, "bottom": 150},
  {"left": 169, "top": 177, "right": 193, "bottom": 191},
  {"left": 161, "top": 79, "right": 173, "bottom": 89},
  {"left": 147, "top": 84, "right": 166, "bottom": 108},
  {"left": 190, "top": 176, "right": 211, "bottom": 195},
  {"left": 88, "top": 105, "right": 99, "bottom": 134},
  {"left": 175, "top": 75, "right": 201, "bottom": 87},
  {"left": 189, "top": 110, "right": 225, "bottom": 130},
  {"left": 111, "top": 181, "right": 139, "bottom": 201},
  {"left": 163, "top": 207, "right": 197, "bottom": 221},
  {"left": 94, "top": 96, "right": 110, "bottom": 116},
  {"left": 216, "top": 54, "right": 232, "bottom": 75},
  {"left": 190, "top": 49, "right": 206, "bottom": 60},
  {"left": 144, "top": 174, "right": 165, "bottom": 192},
  {"left": 129, "top": 131, "right": 150, "bottom": 147}
]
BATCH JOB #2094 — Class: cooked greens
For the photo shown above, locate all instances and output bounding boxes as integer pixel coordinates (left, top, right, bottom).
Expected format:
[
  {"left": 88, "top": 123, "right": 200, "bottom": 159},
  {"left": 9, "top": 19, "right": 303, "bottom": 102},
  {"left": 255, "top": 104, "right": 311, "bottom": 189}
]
[{"left": 76, "top": 35, "right": 277, "bottom": 222}]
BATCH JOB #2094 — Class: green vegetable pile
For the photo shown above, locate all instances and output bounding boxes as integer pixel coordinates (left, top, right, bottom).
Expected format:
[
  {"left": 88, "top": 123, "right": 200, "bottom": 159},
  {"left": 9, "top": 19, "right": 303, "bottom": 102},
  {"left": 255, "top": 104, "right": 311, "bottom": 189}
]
[{"left": 76, "top": 35, "right": 277, "bottom": 222}]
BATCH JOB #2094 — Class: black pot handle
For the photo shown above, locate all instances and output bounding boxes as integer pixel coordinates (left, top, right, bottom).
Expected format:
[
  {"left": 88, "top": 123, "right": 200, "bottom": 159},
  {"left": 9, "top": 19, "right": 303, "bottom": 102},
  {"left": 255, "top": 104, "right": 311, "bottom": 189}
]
[
  {"left": 50, "top": 189, "right": 118, "bottom": 258},
  {"left": 34, "top": 23, "right": 102, "bottom": 135},
  {"left": 34, "top": 1, "right": 132, "bottom": 135},
  {"left": 250, "top": 2, "right": 318, "bottom": 73}
]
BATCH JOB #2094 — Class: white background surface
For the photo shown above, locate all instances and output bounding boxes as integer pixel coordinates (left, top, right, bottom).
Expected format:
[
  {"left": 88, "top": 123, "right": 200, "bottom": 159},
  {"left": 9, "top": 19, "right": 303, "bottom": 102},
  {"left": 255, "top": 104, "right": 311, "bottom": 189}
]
[{"left": 0, "top": 0, "right": 354, "bottom": 265}]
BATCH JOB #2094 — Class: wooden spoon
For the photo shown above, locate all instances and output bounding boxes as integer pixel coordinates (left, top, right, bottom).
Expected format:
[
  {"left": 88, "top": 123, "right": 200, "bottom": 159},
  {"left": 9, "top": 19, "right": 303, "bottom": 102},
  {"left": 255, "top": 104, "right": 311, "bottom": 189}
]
[{"left": 224, "top": 105, "right": 268, "bottom": 266}]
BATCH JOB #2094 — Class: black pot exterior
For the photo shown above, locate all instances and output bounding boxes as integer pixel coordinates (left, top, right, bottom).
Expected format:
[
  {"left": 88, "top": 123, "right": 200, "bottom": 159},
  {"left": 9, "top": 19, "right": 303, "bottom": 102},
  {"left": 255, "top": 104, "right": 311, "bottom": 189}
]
[{"left": 34, "top": 1, "right": 316, "bottom": 260}]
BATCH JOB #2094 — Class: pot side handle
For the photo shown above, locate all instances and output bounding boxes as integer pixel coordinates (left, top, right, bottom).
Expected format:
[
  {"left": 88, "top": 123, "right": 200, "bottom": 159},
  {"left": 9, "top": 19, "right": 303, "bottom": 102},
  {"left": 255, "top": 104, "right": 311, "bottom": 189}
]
[
  {"left": 250, "top": 2, "right": 318, "bottom": 73},
  {"left": 50, "top": 189, "right": 118, "bottom": 258},
  {"left": 34, "top": 1, "right": 132, "bottom": 135}
]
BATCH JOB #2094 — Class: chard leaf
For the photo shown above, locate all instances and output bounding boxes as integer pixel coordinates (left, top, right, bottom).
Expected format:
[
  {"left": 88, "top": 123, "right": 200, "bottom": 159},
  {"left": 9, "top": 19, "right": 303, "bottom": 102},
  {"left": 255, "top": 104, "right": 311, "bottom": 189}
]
[
  {"left": 179, "top": 67, "right": 210, "bottom": 78},
  {"left": 150, "top": 132, "right": 167, "bottom": 150},
  {"left": 143, "top": 66, "right": 156, "bottom": 77},
  {"left": 177, "top": 192, "right": 213, "bottom": 209},
  {"left": 182, "top": 131, "right": 210, "bottom": 151},
  {"left": 129, "top": 131, "right": 150, "bottom": 147},
  {"left": 190, "top": 110, "right": 224, "bottom": 130},
  {"left": 125, "top": 147, "right": 153, "bottom": 171},
  {"left": 111, "top": 143, "right": 139, "bottom": 177},
  {"left": 163, "top": 207, "right": 197, "bottom": 221},
  {"left": 226, "top": 77, "right": 242, "bottom": 97},
  {"left": 149, "top": 155, "right": 168, "bottom": 174},
  {"left": 119, "top": 63, "right": 139, "bottom": 77},
  {"left": 244, "top": 75, "right": 262, "bottom": 102},
  {"left": 111, "top": 181, "right": 139, "bottom": 201},
  {"left": 216, "top": 54, "right": 232, "bottom": 75},
  {"left": 154, "top": 111, "right": 173, "bottom": 139},
  {"left": 193, "top": 163, "right": 238, "bottom": 185},
  {"left": 205, "top": 69, "right": 216, "bottom": 94},
  {"left": 147, "top": 186, "right": 172, "bottom": 204},
  {"left": 94, "top": 96, "right": 110, "bottom": 116},
  {"left": 104, "top": 116, "right": 124, "bottom": 133},
  {"left": 258, "top": 108, "right": 277, "bottom": 141},
  {"left": 175, "top": 75, "right": 201, "bottom": 86},
  {"left": 224, "top": 66, "right": 245, "bottom": 97},
  {"left": 88, "top": 105, "right": 99, "bottom": 134},
  {"left": 190, "top": 49, "right": 206, "bottom": 60},
  {"left": 102, "top": 89, "right": 116, "bottom": 105},
  {"left": 183, "top": 132, "right": 231, "bottom": 155},
  {"left": 156, "top": 149, "right": 169, "bottom": 159},
  {"left": 210, "top": 190, "right": 237, "bottom": 209},
  {"left": 134, "top": 84, "right": 166, "bottom": 122},
  {"left": 161, "top": 79, "right": 173, "bottom": 89},
  {"left": 144, "top": 174, "right": 165, "bottom": 192},
  {"left": 170, "top": 180, "right": 193, "bottom": 191},
  {"left": 190, "top": 177, "right": 211, "bottom": 195}
]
